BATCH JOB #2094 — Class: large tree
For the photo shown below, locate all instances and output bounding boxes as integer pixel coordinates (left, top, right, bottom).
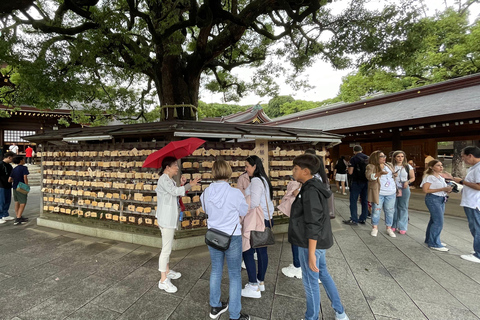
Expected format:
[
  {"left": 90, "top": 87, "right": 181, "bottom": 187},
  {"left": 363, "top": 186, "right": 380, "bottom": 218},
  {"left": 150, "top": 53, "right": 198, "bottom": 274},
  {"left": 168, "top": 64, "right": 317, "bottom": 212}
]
[{"left": 0, "top": 0, "right": 415, "bottom": 121}]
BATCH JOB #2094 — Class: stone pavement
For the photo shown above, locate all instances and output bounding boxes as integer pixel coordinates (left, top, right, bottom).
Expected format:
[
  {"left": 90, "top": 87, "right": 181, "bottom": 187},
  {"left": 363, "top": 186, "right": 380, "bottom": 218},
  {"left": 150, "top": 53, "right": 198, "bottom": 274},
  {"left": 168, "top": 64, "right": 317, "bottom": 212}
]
[{"left": 0, "top": 187, "right": 479, "bottom": 320}]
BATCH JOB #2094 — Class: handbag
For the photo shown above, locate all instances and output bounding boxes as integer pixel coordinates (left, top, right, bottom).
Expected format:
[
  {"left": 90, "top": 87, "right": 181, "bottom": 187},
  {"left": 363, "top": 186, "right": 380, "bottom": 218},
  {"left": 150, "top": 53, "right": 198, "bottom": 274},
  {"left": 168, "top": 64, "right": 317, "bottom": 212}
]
[
  {"left": 250, "top": 187, "right": 275, "bottom": 248},
  {"left": 17, "top": 182, "right": 30, "bottom": 195},
  {"left": 396, "top": 187, "right": 402, "bottom": 198},
  {"left": 205, "top": 225, "right": 237, "bottom": 251},
  {"left": 325, "top": 181, "right": 335, "bottom": 219},
  {"left": 328, "top": 193, "right": 336, "bottom": 219}
]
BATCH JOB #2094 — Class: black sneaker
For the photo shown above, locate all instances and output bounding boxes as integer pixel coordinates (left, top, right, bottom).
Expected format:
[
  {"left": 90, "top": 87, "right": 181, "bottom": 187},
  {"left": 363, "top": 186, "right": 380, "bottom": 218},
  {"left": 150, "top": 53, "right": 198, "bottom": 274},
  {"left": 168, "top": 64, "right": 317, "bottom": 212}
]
[
  {"left": 231, "top": 313, "right": 250, "bottom": 320},
  {"left": 342, "top": 219, "right": 358, "bottom": 225},
  {"left": 358, "top": 220, "right": 366, "bottom": 224},
  {"left": 14, "top": 217, "right": 28, "bottom": 226},
  {"left": 367, "top": 214, "right": 372, "bottom": 219},
  {"left": 210, "top": 302, "right": 228, "bottom": 319}
]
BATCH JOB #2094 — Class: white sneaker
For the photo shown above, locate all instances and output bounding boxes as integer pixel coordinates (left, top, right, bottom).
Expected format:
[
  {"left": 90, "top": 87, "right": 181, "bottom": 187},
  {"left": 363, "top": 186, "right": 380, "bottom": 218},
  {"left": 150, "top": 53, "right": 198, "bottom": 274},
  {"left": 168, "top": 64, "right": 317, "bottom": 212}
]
[
  {"left": 335, "top": 312, "right": 350, "bottom": 320},
  {"left": 257, "top": 279, "right": 265, "bottom": 292},
  {"left": 386, "top": 229, "right": 396, "bottom": 238},
  {"left": 2, "top": 216, "right": 14, "bottom": 221},
  {"left": 318, "top": 279, "right": 322, "bottom": 284},
  {"left": 460, "top": 254, "right": 480, "bottom": 263},
  {"left": 241, "top": 283, "right": 261, "bottom": 298},
  {"left": 0, "top": 219, "right": 6, "bottom": 224},
  {"left": 429, "top": 246, "right": 449, "bottom": 252},
  {"left": 158, "top": 278, "right": 178, "bottom": 293},
  {"left": 471, "top": 251, "right": 476, "bottom": 254},
  {"left": 371, "top": 228, "right": 378, "bottom": 237},
  {"left": 282, "top": 264, "right": 302, "bottom": 279},
  {"left": 241, "top": 260, "right": 246, "bottom": 269},
  {"left": 167, "top": 270, "right": 181, "bottom": 280},
  {"left": 441, "top": 242, "right": 447, "bottom": 246}
]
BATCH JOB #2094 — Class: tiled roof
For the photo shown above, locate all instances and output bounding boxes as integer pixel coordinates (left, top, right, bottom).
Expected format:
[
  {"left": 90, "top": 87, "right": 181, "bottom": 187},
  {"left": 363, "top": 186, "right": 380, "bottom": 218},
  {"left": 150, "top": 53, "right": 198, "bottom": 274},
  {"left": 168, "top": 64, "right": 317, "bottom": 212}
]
[
  {"left": 267, "top": 73, "right": 480, "bottom": 130},
  {"left": 202, "top": 106, "right": 271, "bottom": 124}
]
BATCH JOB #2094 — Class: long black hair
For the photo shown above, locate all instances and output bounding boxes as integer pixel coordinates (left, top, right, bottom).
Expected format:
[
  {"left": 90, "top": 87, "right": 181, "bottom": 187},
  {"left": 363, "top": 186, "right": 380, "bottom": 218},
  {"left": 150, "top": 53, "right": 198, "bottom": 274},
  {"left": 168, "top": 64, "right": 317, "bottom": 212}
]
[
  {"left": 305, "top": 149, "right": 328, "bottom": 185},
  {"left": 245, "top": 155, "right": 273, "bottom": 200}
]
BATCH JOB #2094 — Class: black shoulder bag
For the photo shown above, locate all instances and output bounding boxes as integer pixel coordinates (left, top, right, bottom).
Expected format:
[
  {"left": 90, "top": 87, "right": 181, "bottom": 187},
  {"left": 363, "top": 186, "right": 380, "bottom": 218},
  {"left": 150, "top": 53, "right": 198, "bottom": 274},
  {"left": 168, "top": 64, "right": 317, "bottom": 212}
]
[
  {"left": 205, "top": 225, "right": 237, "bottom": 251},
  {"left": 203, "top": 194, "right": 237, "bottom": 251}
]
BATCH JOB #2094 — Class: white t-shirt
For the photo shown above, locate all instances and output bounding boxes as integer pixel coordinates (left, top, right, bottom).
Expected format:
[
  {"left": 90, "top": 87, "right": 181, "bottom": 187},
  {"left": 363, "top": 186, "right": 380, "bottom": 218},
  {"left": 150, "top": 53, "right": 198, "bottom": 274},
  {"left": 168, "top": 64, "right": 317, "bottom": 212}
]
[
  {"left": 420, "top": 175, "right": 447, "bottom": 197},
  {"left": 9, "top": 145, "right": 18, "bottom": 154},
  {"left": 460, "top": 161, "right": 480, "bottom": 210},
  {"left": 245, "top": 177, "right": 274, "bottom": 220},
  {"left": 394, "top": 164, "right": 414, "bottom": 187},
  {"left": 379, "top": 165, "right": 396, "bottom": 196}
]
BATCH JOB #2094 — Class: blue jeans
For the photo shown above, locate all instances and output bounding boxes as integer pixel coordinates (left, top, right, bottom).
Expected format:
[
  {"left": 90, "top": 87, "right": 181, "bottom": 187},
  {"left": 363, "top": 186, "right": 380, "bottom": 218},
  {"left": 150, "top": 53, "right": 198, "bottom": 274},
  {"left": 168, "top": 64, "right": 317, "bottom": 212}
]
[
  {"left": 243, "top": 219, "right": 273, "bottom": 283},
  {"left": 298, "top": 247, "right": 345, "bottom": 320},
  {"left": 371, "top": 193, "right": 396, "bottom": 227},
  {"left": 0, "top": 188, "right": 12, "bottom": 218},
  {"left": 424, "top": 194, "right": 445, "bottom": 248},
  {"left": 208, "top": 235, "right": 242, "bottom": 320},
  {"left": 464, "top": 207, "right": 480, "bottom": 259},
  {"left": 349, "top": 181, "right": 369, "bottom": 222},
  {"left": 292, "top": 244, "right": 300, "bottom": 268},
  {"left": 393, "top": 187, "right": 411, "bottom": 231}
]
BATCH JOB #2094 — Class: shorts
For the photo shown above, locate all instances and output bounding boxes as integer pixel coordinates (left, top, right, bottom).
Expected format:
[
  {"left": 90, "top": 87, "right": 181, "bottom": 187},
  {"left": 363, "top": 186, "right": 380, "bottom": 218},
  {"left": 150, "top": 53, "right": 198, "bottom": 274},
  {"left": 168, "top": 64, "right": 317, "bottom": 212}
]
[
  {"left": 335, "top": 173, "right": 347, "bottom": 182},
  {"left": 13, "top": 189, "right": 28, "bottom": 204}
]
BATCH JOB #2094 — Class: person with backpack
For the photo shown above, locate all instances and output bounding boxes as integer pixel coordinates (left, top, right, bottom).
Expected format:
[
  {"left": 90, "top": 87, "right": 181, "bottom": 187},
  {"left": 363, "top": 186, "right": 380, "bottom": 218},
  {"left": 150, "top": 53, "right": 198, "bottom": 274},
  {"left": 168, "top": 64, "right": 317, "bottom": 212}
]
[{"left": 344, "top": 145, "right": 369, "bottom": 226}]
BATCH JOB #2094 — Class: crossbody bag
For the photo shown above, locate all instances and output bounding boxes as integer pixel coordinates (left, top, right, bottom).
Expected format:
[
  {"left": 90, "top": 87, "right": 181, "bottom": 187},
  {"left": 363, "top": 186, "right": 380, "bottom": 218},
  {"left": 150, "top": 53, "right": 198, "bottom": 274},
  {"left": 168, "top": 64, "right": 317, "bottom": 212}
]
[{"left": 203, "top": 192, "right": 238, "bottom": 251}]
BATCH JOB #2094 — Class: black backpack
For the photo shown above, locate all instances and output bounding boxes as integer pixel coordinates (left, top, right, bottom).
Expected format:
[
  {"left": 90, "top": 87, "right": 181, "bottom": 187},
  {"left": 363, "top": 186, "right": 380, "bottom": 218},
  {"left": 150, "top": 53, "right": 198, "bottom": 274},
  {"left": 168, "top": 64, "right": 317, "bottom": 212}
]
[{"left": 352, "top": 155, "right": 369, "bottom": 181}]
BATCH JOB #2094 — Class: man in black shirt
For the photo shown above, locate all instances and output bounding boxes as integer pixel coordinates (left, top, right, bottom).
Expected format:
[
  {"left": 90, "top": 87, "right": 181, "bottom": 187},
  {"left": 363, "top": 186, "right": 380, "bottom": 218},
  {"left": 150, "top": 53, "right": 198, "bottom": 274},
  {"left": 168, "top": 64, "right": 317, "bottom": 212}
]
[
  {"left": 0, "top": 151, "right": 15, "bottom": 224},
  {"left": 343, "top": 146, "right": 370, "bottom": 225}
]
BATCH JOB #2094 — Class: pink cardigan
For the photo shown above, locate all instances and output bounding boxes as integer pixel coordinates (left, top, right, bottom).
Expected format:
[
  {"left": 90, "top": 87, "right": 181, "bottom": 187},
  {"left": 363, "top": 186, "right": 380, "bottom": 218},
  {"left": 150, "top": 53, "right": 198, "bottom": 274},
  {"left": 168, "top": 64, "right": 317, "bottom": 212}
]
[
  {"left": 241, "top": 195, "right": 265, "bottom": 252},
  {"left": 237, "top": 172, "right": 250, "bottom": 196},
  {"left": 277, "top": 181, "right": 301, "bottom": 217}
]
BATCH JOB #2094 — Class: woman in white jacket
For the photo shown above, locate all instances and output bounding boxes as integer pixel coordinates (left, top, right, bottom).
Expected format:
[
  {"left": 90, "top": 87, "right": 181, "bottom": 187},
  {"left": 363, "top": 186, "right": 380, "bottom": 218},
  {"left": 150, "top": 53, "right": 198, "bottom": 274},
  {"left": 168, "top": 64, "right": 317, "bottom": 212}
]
[
  {"left": 242, "top": 155, "right": 274, "bottom": 299},
  {"left": 156, "top": 157, "right": 200, "bottom": 293},
  {"left": 201, "top": 160, "right": 250, "bottom": 320}
]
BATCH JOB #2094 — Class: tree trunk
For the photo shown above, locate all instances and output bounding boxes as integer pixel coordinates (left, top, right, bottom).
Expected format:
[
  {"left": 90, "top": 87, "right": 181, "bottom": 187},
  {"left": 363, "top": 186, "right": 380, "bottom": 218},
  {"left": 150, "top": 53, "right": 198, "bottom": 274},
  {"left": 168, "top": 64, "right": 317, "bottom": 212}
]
[
  {"left": 156, "top": 56, "right": 200, "bottom": 121},
  {"left": 452, "top": 140, "right": 467, "bottom": 177}
]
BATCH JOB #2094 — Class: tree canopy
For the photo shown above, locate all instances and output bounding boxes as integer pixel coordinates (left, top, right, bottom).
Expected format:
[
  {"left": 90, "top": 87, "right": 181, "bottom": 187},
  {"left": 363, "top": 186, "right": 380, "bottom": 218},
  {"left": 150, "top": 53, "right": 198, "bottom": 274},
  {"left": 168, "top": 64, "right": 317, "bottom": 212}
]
[
  {"left": 339, "top": 7, "right": 480, "bottom": 102},
  {"left": 0, "top": 0, "right": 415, "bottom": 123}
]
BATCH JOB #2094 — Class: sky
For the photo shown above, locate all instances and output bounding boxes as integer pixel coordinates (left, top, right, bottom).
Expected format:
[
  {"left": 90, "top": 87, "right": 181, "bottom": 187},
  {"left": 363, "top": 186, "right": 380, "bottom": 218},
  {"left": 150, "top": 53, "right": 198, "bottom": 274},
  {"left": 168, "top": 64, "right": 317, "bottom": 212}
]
[{"left": 199, "top": 0, "right": 480, "bottom": 106}]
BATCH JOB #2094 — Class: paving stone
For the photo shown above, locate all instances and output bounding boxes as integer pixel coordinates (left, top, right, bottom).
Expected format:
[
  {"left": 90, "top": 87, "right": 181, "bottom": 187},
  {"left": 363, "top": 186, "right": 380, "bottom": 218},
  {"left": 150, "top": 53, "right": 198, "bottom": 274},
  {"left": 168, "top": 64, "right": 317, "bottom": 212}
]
[
  {"left": 415, "top": 301, "right": 479, "bottom": 320},
  {"left": 270, "top": 294, "right": 305, "bottom": 320},
  {"left": 167, "top": 299, "right": 210, "bottom": 320},
  {"left": 94, "top": 250, "right": 156, "bottom": 280},
  {"left": 117, "top": 286, "right": 183, "bottom": 320},
  {"left": 91, "top": 266, "right": 159, "bottom": 313},
  {"left": 17, "top": 299, "right": 78, "bottom": 320},
  {"left": 65, "top": 303, "right": 121, "bottom": 320},
  {"left": 1, "top": 193, "right": 480, "bottom": 320},
  {"left": 47, "top": 274, "right": 116, "bottom": 309}
]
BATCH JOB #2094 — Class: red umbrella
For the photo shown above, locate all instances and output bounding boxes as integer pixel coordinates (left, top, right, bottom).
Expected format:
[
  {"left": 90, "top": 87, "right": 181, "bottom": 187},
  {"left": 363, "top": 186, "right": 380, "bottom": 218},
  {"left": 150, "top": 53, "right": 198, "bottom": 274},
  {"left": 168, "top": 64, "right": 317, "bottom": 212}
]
[{"left": 142, "top": 138, "right": 206, "bottom": 168}]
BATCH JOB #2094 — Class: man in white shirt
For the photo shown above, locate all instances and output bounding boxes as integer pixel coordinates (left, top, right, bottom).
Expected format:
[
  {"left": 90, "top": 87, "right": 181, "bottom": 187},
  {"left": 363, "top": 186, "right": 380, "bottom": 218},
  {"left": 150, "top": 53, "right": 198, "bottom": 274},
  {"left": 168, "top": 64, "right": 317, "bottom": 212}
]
[
  {"left": 451, "top": 146, "right": 480, "bottom": 263},
  {"left": 8, "top": 143, "right": 18, "bottom": 154}
]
